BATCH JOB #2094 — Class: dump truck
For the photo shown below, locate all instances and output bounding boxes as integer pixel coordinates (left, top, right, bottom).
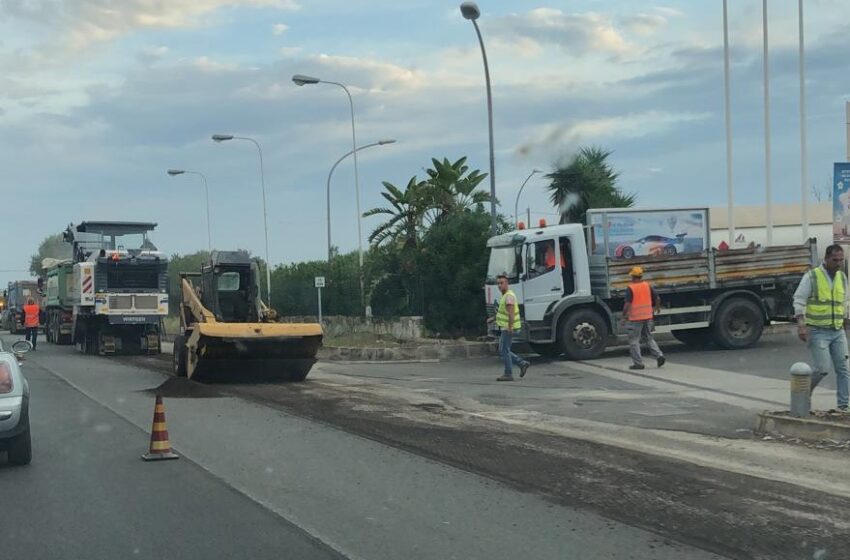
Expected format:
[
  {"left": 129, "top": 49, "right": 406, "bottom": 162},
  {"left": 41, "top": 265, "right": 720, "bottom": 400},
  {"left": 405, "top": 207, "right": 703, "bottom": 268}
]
[
  {"left": 42, "top": 258, "right": 74, "bottom": 344},
  {"left": 485, "top": 208, "right": 817, "bottom": 359},
  {"left": 62, "top": 221, "right": 169, "bottom": 355},
  {"left": 172, "top": 251, "right": 323, "bottom": 381},
  {"left": 3, "top": 281, "right": 43, "bottom": 334}
]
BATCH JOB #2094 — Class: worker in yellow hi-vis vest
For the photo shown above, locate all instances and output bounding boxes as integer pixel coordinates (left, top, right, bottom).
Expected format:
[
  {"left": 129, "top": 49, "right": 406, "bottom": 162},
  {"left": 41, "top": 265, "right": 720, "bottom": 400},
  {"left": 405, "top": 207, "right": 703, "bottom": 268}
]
[
  {"left": 794, "top": 244, "right": 850, "bottom": 412},
  {"left": 487, "top": 274, "right": 530, "bottom": 382}
]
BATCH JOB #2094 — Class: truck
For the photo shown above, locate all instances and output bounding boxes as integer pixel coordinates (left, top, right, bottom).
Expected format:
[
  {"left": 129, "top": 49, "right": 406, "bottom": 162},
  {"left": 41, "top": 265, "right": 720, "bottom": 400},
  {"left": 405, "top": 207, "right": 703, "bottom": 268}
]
[
  {"left": 58, "top": 221, "right": 169, "bottom": 355},
  {"left": 3, "top": 281, "right": 43, "bottom": 334},
  {"left": 42, "top": 258, "right": 75, "bottom": 345},
  {"left": 485, "top": 208, "right": 816, "bottom": 359}
]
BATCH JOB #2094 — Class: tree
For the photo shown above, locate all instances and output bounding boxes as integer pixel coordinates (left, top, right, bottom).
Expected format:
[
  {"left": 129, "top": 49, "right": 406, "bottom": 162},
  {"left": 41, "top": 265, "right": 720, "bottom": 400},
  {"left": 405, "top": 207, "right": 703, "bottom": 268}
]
[
  {"left": 425, "top": 156, "right": 489, "bottom": 216},
  {"left": 30, "top": 233, "right": 73, "bottom": 276},
  {"left": 547, "top": 146, "right": 635, "bottom": 225},
  {"left": 363, "top": 177, "right": 431, "bottom": 248}
]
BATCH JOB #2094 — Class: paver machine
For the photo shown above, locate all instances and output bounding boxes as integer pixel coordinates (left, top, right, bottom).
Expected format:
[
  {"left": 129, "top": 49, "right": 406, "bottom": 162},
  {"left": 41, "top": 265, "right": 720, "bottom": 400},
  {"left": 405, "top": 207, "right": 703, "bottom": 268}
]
[{"left": 172, "top": 251, "right": 323, "bottom": 381}]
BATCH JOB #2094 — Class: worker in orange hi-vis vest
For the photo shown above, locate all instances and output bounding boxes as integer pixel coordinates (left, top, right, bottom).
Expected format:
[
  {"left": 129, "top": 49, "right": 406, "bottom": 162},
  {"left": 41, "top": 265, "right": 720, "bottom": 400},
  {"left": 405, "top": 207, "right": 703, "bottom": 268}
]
[
  {"left": 22, "top": 298, "right": 41, "bottom": 351},
  {"left": 622, "top": 267, "right": 665, "bottom": 370}
]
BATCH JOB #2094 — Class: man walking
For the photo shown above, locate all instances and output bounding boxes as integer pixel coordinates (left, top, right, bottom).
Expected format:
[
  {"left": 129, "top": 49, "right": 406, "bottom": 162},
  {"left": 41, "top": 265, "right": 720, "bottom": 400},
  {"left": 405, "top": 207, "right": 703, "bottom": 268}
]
[
  {"left": 794, "top": 244, "right": 850, "bottom": 412},
  {"left": 22, "top": 297, "right": 40, "bottom": 351},
  {"left": 488, "top": 274, "right": 530, "bottom": 382},
  {"left": 623, "top": 267, "right": 665, "bottom": 370}
]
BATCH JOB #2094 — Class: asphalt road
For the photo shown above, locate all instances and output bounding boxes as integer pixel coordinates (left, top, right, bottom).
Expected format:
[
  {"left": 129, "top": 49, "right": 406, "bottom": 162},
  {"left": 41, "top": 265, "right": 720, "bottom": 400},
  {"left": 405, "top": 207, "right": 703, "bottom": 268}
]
[
  {"left": 0, "top": 351, "right": 342, "bottom": 560},
  {"left": 1, "top": 335, "right": 728, "bottom": 560}
]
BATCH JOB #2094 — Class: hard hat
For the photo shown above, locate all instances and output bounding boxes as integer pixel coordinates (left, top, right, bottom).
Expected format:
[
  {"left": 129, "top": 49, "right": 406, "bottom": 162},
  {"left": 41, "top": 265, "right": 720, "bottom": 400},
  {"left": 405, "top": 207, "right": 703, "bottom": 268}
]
[{"left": 629, "top": 266, "right": 644, "bottom": 277}]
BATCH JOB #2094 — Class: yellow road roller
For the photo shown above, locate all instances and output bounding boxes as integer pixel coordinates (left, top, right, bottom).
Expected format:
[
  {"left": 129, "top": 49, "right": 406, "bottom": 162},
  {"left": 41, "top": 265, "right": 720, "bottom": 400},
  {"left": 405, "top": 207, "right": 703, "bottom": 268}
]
[{"left": 172, "top": 251, "right": 323, "bottom": 381}]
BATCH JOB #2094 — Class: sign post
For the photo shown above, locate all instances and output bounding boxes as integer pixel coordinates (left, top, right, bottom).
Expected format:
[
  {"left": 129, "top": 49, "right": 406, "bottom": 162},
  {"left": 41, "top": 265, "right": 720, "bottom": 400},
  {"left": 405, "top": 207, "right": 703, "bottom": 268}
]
[{"left": 314, "top": 276, "right": 326, "bottom": 323}]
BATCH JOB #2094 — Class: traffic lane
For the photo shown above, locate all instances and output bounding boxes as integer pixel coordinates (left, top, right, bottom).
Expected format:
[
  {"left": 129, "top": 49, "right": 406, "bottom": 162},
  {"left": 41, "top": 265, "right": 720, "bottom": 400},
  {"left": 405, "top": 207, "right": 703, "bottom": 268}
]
[
  {"left": 0, "top": 355, "right": 342, "bottom": 560},
  {"left": 648, "top": 332, "right": 839, "bottom": 390}
]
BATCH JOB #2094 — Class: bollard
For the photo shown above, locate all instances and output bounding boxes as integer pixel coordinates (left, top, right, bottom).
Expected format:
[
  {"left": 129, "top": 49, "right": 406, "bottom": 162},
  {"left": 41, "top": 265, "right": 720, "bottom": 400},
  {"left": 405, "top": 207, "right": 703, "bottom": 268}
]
[{"left": 789, "top": 362, "right": 813, "bottom": 418}]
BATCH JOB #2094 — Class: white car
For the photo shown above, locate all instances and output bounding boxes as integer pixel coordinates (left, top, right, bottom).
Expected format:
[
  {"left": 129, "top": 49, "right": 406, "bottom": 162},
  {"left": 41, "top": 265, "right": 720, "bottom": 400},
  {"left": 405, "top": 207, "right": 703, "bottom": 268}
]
[
  {"left": 614, "top": 234, "right": 687, "bottom": 259},
  {"left": 0, "top": 339, "right": 33, "bottom": 466}
]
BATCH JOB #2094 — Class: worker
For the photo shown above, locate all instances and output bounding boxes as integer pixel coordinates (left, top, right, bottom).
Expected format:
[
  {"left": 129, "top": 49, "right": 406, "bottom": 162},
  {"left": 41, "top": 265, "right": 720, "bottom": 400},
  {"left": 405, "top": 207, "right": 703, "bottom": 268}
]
[
  {"left": 544, "top": 243, "right": 567, "bottom": 270},
  {"left": 22, "top": 297, "right": 40, "bottom": 351},
  {"left": 623, "top": 267, "right": 665, "bottom": 370},
  {"left": 794, "top": 244, "right": 850, "bottom": 412},
  {"left": 487, "top": 274, "right": 530, "bottom": 381}
]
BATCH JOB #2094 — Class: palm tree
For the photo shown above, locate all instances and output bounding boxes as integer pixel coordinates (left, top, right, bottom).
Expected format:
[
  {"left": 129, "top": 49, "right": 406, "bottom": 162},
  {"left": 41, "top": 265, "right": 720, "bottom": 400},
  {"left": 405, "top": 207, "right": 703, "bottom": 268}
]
[
  {"left": 547, "top": 146, "right": 635, "bottom": 225},
  {"left": 424, "top": 157, "right": 490, "bottom": 215},
  {"left": 363, "top": 177, "right": 430, "bottom": 248}
]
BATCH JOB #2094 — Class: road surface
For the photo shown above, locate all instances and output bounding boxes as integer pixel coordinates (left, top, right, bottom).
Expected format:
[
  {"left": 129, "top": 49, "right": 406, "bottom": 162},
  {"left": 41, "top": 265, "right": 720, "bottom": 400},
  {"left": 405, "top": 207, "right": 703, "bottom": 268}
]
[{"left": 1, "top": 335, "right": 730, "bottom": 560}]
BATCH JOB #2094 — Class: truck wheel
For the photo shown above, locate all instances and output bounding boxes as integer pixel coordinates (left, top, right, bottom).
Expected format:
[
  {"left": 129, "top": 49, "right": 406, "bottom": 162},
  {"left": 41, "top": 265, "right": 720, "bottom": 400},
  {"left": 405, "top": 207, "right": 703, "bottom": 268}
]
[
  {"left": 529, "top": 343, "right": 562, "bottom": 359},
  {"left": 173, "top": 335, "right": 188, "bottom": 377},
  {"left": 7, "top": 427, "right": 32, "bottom": 466},
  {"left": 671, "top": 328, "right": 711, "bottom": 347},
  {"left": 712, "top": 298, "right": 764, "bottom": 349},
  {"left": 559, "top": 309, "right": 609, "bottom": 360}
]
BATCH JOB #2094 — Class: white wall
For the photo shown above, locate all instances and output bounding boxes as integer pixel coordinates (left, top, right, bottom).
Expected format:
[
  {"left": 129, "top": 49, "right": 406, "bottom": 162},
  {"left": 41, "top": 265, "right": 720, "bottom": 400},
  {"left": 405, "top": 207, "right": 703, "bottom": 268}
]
[{"left": 710, "top": 224, "right": 831, "bottom": 254}]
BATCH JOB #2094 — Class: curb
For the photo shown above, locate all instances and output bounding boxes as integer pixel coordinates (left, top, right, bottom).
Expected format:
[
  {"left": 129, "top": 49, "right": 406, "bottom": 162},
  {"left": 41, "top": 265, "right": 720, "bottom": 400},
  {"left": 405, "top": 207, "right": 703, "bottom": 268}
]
[
  {"left": 319, "top": 342, "right": 497, "bottom": 362},
  {"left": 754, "top": 411, "right": 850, "bottom": 443}
]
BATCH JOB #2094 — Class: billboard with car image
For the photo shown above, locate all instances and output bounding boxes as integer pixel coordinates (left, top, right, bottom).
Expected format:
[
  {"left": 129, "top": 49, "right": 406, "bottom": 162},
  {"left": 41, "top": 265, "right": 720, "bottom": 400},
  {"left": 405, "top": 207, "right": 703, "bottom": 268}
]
[{"left": 587, "top": 208, "right": 709, "bottom": 259}]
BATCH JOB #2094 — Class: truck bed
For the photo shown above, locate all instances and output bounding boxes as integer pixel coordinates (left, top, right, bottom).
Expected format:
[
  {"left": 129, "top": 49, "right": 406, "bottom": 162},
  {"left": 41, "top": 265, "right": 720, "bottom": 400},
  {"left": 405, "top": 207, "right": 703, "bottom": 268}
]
[{"left": 590, "top": 241, "right": 817, "bottom": 299}]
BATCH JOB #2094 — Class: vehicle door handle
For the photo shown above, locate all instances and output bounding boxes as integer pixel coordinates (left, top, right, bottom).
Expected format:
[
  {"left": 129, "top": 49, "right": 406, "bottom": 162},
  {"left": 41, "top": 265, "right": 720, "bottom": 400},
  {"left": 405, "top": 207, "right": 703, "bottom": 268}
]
[
  {"left": 0, "top": 411, "right": 12, "bottom": 421},
  {"left": 550, "top": 287, "right": 561, "bottom": 292}
]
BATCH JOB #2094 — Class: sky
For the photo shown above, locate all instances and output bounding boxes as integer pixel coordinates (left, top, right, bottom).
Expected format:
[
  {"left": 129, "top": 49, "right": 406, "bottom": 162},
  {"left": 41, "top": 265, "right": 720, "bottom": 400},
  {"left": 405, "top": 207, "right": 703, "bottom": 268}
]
[{"left": 1, "top": 0, "right": 848, "bottom": 286}]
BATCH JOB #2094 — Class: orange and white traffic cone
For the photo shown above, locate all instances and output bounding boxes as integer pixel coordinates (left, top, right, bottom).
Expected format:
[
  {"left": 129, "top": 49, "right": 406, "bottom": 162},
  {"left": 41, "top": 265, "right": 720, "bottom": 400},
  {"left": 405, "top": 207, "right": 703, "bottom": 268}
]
[{"left": 141, "top": 394, "right": 179, "bottom": 461}]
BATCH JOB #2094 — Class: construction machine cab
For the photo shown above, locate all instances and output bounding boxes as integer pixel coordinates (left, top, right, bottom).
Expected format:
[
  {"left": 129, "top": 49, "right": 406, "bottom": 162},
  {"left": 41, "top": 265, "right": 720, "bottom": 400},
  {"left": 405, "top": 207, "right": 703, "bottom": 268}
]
[{"left": 199, "top": 251, "right": 262, "bottom": 323}]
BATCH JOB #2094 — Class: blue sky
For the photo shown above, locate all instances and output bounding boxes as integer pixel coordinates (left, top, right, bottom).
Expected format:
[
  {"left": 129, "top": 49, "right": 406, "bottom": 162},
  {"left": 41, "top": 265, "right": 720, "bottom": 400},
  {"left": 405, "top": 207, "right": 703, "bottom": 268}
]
[{"left": 0, "top": 0, "right": 848, "bottom": 285}]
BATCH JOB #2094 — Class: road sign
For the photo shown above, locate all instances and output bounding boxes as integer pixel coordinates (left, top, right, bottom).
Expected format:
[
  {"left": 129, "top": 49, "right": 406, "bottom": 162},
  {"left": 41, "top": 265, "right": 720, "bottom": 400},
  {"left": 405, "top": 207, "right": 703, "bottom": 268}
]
[{"left": 314, "top": 276, "right": 326, "bottom": 288}]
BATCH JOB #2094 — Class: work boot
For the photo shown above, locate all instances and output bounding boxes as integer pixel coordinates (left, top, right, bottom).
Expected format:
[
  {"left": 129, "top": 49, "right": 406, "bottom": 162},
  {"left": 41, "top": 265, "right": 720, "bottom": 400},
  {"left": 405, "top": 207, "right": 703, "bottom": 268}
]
[
  {"left": 657, "top": 356, "right": 666, "bottom": 368},
  {"left": 496, "top": 375, "right": 515, "bottom": 382},
  {"left": 629, "top": 364, "right": 645, "bottom": 370},
  {"left": 519, "top": 362, "right": 530, "bottom": 378}
]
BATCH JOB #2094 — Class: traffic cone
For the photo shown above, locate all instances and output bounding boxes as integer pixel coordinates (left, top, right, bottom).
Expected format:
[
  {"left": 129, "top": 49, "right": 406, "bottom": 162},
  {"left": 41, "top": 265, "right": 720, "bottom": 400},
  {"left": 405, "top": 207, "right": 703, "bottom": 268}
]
[{"left": 141, "top": 394, "right": 179, "bottom": 461}]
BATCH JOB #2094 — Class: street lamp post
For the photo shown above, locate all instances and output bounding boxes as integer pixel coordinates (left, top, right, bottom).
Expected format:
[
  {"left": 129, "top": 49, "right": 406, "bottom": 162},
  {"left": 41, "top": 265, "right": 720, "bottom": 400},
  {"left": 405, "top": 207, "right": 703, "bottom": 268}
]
[
  {"left": 211, "top": 134, "right": 272, "bottom": 304},
  {"left": 293, "top": 73, "right": 367, "bottom": 313},
  {"left": 326, "top": 140, "right": 396, "bottom": 263},
  {"left": 514, "top": 169, "right": 542, "bottom": 227},
  {"left": 167, "top": 169, "right": 212, "bottom": 252},
  {"left": 460, "top": 2, "right": 497, "bottom": 236}
]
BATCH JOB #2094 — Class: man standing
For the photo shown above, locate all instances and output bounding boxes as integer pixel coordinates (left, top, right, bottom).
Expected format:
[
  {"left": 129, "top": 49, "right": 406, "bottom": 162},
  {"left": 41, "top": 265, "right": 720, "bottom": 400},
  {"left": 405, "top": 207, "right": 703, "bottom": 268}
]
[
  {"left": 623, "top": 267, "right": 665, "bottom": 370},
  {"left": 794, "top": 244, "right": 850, "bottom": 412},
  {"left": 488, "top": 274, "right": 530, "bottom": 382},
  {"left": 22, "top": 298, "right": 40, "bottom": 351}
]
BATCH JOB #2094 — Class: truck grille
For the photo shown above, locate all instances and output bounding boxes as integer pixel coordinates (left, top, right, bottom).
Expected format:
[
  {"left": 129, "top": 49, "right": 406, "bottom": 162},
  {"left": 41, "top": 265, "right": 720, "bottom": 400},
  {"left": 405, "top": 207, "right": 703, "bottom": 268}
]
[{"left": 109, "top": 295, "right": 133, "bottom": 310}]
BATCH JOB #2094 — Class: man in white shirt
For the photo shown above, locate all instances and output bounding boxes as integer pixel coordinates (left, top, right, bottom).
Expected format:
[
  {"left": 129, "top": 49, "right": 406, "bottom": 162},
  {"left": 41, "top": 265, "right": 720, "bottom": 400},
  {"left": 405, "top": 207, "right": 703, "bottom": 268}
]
[{"left": 793, "top": 245, "right": 850, "bottom": 411}]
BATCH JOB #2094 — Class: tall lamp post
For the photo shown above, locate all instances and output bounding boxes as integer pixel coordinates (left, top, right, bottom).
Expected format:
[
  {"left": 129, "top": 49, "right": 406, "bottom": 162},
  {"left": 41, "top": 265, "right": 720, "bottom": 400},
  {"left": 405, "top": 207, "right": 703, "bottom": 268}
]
[
  {"left": 167, "top": 169, "right": 212, "bottom": 252},
  {"left": 460, "top": 2, "right": 497, "bottom": 236},
  {"left": 514, "top": 169, "right": 542, "bottom": 227},
  {"left": 326, "top": 140, "right": 396, "bottom": 263},
  {"left": 211, "top": 134, "right": 272, "bottom": 304},
  {"left": 722, "top": 0, "right": 735, "bottom": 245}
]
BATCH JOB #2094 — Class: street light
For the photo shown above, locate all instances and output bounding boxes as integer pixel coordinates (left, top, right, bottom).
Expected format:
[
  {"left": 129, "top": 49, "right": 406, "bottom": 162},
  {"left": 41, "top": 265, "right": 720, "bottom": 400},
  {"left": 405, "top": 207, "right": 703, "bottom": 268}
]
[
  {"left": 514, "top": 169, "right": 543, "bottom": 228},
  {"left": 211, "top": 133, "right": 272, "bottom": 304},
  {"left": 326, "top": 140, "right": 396, "bottom": 263},
  {"left": 460, "top": 1, "right": 497, "bottom": 236},
  {"left": 167, "top": 169, "right": 212, "bottom": 252},
  {"left": 293, "top": 73, "right": 366, "bottom": 313}
]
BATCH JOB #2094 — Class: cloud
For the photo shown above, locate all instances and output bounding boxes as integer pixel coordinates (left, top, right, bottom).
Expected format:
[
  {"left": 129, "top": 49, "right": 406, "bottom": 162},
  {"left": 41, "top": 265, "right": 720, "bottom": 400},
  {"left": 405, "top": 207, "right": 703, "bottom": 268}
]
[
  {"left": 279, "top": 46, "right": 302, "bottom": 57},
  {"left": 272, "top": 23, "right": 289, "bottom": 35},
  {"left": 136, "top": 45, "right": 169, "bottom": 66},
  {"left": 621, "top": 13, "right": 668, "bottom": 36},
  {"left": 492, "top": 8, "right": 633, "bottom": 57},
  {"left": 4, "top": 0, "right": 301, "bottom": 50}
]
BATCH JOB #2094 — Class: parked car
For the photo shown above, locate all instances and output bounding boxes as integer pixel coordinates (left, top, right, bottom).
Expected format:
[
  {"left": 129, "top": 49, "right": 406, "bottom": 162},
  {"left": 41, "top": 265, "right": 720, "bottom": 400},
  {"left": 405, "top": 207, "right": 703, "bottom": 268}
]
[
  {"left": 614, "top": 234, "right": 687, "bottom": 259},
  {"left": 0, "top": 339, "right": 34, "bottom": 466}
]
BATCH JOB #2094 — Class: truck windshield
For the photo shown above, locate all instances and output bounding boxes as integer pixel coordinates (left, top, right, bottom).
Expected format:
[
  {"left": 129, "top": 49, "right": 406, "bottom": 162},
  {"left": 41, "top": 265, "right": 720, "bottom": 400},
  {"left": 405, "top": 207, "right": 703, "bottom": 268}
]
[{"left": 486, "top": 245, "right": 522, "bottom": 284}]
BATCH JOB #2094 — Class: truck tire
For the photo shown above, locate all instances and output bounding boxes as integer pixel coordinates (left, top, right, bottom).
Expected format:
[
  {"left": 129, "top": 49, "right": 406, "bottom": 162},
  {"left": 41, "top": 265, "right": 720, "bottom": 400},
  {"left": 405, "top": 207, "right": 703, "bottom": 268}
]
[
  {"left": 712, "top": 297, "right": 764, "bottom": 349},
  {"left": 7, "top": 427, "right": 32, "bottom": 466},
  {"left": 529, "top": 343, "right": 562, "bottom": 359},
  {"left": 671, "top": 328, "right": 711, "bottom": 346},
  {"left": 173, "top": 335, "right": 188, "bottom": 377},
  {"left": 559, "top": 308, "right": 609, "bottom": 360}
]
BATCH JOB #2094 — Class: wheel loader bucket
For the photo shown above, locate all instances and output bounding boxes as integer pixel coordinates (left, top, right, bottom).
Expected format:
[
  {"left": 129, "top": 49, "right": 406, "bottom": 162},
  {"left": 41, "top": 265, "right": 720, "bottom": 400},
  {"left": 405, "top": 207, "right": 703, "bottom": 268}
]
[{"left": 185, "top": 322, "right": 323, "bottom": 382}]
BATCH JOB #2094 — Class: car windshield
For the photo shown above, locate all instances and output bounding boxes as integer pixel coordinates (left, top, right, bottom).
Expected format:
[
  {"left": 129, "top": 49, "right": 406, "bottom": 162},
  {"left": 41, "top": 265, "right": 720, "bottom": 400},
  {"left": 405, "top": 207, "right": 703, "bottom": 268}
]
[{"left": 486, "top": 245, "right": 522, "bottom": 284}]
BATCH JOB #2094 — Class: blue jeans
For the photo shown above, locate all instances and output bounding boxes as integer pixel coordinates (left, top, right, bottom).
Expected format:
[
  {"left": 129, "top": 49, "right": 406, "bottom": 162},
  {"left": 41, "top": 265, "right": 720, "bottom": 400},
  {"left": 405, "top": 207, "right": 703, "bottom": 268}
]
[
  {"left": 499, "top": 330, "right": 527, "bottom": 377},
  {"left": 808, "top": 327, "right": 850, "bottom": 408}
]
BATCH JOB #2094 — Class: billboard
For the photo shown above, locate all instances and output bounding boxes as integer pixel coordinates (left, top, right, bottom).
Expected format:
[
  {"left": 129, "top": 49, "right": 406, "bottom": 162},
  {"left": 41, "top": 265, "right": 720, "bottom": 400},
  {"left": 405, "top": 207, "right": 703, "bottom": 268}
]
[
  {"left": 588, "top": 208, "right": 709, "bottom": 259},
  {"left": 833, "top": 162, "right": 850, "bottom": 242}
]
